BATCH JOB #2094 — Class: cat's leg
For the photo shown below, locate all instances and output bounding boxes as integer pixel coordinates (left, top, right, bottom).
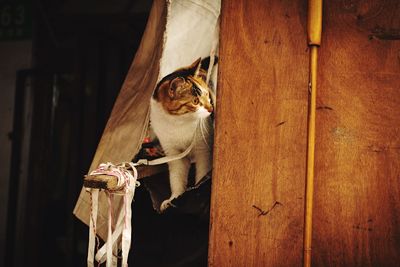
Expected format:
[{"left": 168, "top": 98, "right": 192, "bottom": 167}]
[
  {"left": 193, "top": 148, "right": 212, "bottom": 185},
  {"left": 160, "top": 157, "right": 190, "bottom": 212}
]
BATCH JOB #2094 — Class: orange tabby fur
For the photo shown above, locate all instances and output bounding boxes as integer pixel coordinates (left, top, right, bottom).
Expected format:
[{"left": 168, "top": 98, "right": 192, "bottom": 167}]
[
  {"left": 150, "top": 57, "right": 217, "bottom": 212},
  {"left": 153, "top": 58, "right": 214, "bottom": 115}
]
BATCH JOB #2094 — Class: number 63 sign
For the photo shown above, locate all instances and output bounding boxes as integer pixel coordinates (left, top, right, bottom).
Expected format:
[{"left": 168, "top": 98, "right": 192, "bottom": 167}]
[{"left": 0, "top": 2, "right": 32, "bottom": 41}]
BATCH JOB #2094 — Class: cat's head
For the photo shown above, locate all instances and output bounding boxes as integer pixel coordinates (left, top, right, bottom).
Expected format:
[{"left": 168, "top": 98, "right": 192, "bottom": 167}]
[{"left": 153, "top": 57, "right": 216, "bottom": 117}]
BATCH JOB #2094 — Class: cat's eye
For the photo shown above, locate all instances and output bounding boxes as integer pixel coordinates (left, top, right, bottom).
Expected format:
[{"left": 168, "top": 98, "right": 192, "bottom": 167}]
[{"left": 192, "top": 97, "right": 199, "bottom": 105}]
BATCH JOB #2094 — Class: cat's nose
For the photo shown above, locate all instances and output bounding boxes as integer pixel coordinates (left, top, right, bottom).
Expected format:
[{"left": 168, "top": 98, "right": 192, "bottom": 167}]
[{"left": 206, "top": 105, "right": 213, "bottom": 113}]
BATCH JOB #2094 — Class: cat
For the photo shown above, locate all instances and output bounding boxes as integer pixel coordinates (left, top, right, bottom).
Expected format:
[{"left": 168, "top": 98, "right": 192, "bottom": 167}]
[{"left": 150, "top": 57, "right": 217, "bottom": 212}]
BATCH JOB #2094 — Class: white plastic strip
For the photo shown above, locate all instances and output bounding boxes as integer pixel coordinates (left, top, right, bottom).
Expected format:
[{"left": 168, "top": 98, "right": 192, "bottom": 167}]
[
  {"left": 106, "top": 193, "right": 113, "bottom": 267},
  {"left": 95, "top": 214, "right": 124, "bottom": 264},
  {"left": 136, "top": 136, "right": 195, "bottom": 166},
  {"left": 87, "top": 189, "right": 99, "bottom": 267},
  {"left": 122, "top": 164, "right": 137, "bottom": 267},
  {"left": 92, "top": 163, "right": 139, "bottom": 266}
]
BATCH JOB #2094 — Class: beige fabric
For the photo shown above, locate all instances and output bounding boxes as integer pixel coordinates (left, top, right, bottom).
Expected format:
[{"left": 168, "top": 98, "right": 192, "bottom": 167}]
[
  {"left": 73, "top": 0, "right": 167, "bottom": 240},
  {"left": 73, "top": 0, "right": 220, "bottom": 240},
  {"left": 159, "top": 0, "right": 220, "bottom": 78}
]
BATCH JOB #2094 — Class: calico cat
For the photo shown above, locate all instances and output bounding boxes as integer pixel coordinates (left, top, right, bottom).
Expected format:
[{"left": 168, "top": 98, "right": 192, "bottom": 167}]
[{"left": 150, "top": 57, "right": 217, "bottom": 212}]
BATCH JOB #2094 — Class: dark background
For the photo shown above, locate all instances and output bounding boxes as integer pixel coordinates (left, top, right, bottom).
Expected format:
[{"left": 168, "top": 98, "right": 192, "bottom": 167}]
[
  {"left": 1, "top": 1, "right": 210, "bottom": 266},
  {"left": 0, "top": 0, "right": 202, "bottom": 266},
  {"left": 1, "top": 0, "right": 150, "bottom": 266}
]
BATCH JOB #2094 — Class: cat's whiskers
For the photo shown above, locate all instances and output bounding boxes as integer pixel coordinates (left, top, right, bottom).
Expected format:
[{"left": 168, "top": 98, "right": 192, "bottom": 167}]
[
  {"left": 151, "top": 56, "right": 217, "bottom": 212},
  {"left": 198, "top": 117, "right": 211, "bottom": 150}
]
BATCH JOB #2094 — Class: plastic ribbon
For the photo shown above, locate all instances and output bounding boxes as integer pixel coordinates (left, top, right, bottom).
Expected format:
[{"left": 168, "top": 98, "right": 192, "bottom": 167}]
[
  {"left": 86, "top": 162, "right": 139, "bottom": 267},
  {"left": 87, "top": 126, "right": 197, "bottom": 266},
  {"left": 87, "top": 188, "right": 99, "bottom": 267}
]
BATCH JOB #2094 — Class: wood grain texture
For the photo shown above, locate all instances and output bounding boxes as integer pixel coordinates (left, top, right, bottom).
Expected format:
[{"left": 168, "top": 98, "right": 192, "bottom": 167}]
[
  {"left": 313, "top": 1, "right": 400, "bottom": 266},
  {"left": 208, "top": 1, "right": 309, "bottom": 266},
  {"left": 83, "top": 165, "right": 167, "bottom": 190}
]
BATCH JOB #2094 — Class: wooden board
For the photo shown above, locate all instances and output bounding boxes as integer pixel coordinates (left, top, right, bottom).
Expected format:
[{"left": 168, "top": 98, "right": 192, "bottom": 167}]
[
  {"left": 208, "top": 1, "right": 309, "bottom": 266},
  {"left": 313, "top": 1, "right": 400, "bottom": 266},
  {"left": 83, "top": 164, "right": 167, "bottom": 190}
]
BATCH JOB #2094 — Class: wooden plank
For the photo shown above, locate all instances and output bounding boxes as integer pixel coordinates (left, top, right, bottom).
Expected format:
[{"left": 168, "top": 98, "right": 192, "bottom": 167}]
[
  {"left": 208, "top": 1, "right": 309, "bottom": 266},
  {"left": 83, "top": 164, "right": 167, "bottom": 190},
  {"left": 313, "top": 1, "right": 400, "bottom": 266}
]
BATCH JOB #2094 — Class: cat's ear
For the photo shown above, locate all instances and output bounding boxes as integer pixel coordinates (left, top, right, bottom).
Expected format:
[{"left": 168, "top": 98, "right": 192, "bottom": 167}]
[
  {"left": 188, "top": 57, "right": 208, "bottom": 82},
  {"left": 169, "top": 77, "right": 185, "bottom": 98},
  {"left": 189, "top": 56, "right": 219, "bottom": 82},
  {"left": 187, "top": 57, "right": 202, "bottom": 76}
]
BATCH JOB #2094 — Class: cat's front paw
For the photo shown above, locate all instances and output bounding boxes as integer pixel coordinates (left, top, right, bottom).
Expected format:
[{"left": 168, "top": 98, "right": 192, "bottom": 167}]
[{"left": 160, "top": 197, "right": 177, "bottom": 213}]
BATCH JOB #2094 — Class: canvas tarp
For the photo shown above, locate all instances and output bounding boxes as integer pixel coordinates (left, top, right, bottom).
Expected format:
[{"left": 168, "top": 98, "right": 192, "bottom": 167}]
[{"left": 73, "top": 0, "right": 220, "bottom": 240}]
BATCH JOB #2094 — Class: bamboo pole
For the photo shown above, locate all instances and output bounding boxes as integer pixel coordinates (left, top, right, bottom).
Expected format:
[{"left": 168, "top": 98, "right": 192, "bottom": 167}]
[
  {"left": 307, "top": 0, "right": 323, "bottom": 46},
  {"left": 304, "top": 1, "right": 323, "bottom": 267},
  {"left": 303, "top": 45, "right": 318, "bottom": 267}
]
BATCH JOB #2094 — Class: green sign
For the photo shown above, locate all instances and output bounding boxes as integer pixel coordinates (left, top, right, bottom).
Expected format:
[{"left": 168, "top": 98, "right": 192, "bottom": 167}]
[{"left": 0, "top": 1, "right": 32, "bottom": 41}]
